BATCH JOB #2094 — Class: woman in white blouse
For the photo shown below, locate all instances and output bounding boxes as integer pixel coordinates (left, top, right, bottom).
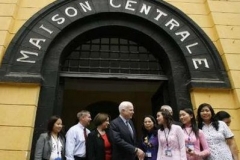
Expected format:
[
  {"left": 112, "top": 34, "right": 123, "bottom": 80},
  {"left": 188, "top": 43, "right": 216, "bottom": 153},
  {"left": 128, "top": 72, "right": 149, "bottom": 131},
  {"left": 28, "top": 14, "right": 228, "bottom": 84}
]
[
  {"left": 197, "top": 103, "right": 239, "bottom": 160},
  {"left": 34, "top": 115, "right": 65, "bottom": 160}
]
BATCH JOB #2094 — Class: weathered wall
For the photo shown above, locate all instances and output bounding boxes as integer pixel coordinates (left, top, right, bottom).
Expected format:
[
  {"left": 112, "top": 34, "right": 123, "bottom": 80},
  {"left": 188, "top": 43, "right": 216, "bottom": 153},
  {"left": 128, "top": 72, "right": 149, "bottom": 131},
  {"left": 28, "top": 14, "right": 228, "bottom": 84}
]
[
  {"left": 0, "top": 83, "right": 40, "bottom": 160},
  {"left": 0, "top": 0, "right": 52, "bottom": 159}
]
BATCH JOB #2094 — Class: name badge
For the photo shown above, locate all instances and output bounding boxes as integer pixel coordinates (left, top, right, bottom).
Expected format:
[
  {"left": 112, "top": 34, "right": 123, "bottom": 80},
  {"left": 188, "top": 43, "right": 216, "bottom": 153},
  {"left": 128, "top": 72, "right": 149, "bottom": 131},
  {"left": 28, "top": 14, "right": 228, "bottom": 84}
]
[
  {"left": 186, "top": 143, "right": 194, "bottom": 151},
  {"left": 146, "top": 151, "right": 152, "bottom": 157},
  {"left": 165, "top": 149, "right": 172, "bottom": 157}
]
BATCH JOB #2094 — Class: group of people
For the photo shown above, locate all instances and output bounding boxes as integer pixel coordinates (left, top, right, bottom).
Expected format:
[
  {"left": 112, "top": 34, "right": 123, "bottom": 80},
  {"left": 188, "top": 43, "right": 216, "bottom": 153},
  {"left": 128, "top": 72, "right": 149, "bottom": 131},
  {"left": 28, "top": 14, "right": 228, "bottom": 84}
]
[{"left": 34, "top": 101, "right": 239, "bottom": 160}]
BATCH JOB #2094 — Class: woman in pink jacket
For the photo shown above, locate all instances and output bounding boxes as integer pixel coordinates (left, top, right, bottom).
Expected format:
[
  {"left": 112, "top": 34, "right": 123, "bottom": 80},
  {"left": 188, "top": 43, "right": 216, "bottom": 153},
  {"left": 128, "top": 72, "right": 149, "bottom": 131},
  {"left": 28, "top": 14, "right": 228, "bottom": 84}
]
[
  {"left": 156, "top": 109, "right": 187, "bottom": 160},
  {"left": 179, "top": 108, "right": 210, "bottom": 160}
]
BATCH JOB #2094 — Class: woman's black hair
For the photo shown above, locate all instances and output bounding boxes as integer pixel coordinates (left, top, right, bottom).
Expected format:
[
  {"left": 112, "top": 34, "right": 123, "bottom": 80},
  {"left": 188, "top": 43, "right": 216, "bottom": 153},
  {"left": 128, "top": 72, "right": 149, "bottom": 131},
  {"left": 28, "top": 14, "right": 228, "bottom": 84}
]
[
  {"left": 197, "top": 103, "right": 219, "bottom": 131},
  {"left": 180, "top": 108, "right": 199, "bottom": 138},
  {"left": 47, "top": 115, "right": 63, "bottom": 136},
  {"left": 158, "top": 109, "right": 173, "bottom": 131},
  {"left": 141, "top": 115, "right": 158, "bottom": 139},
  {"left": 215, "top": 111, "right": 230, "bottom": 120}
]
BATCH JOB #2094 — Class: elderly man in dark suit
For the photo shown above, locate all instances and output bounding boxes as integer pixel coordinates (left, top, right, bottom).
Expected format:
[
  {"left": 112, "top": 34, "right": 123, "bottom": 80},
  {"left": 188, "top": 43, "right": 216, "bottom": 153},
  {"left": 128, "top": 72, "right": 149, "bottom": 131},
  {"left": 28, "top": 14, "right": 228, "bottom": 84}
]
[{"left": 109, "top": 101, "right": 145, "bottom": 160}]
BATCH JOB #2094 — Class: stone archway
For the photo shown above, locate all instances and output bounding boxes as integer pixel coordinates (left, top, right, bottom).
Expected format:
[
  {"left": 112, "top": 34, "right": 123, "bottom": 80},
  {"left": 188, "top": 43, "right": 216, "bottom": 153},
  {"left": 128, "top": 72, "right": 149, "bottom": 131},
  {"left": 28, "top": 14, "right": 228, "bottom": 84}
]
[{"left": 0, "top": 0, "right": 230, "bottom": 88}]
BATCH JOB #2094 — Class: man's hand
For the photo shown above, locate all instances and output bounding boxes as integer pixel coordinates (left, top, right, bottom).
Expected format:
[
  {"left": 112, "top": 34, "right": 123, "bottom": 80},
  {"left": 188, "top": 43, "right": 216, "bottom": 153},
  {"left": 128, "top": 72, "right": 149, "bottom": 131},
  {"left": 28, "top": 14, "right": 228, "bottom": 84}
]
[{"left": 136, "top": 148, "right": 145, "bottom": 160}]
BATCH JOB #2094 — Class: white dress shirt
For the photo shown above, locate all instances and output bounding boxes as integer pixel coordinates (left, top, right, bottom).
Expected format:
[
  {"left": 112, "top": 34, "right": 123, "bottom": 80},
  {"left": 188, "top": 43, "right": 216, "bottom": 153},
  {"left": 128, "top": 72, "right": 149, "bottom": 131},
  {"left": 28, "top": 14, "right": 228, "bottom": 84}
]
[
  {"left": 65, "top": 123, "right": 90, "bottom": 160},
  {"left": 49, "top": 136, "right": 62, "bottom": 160}
]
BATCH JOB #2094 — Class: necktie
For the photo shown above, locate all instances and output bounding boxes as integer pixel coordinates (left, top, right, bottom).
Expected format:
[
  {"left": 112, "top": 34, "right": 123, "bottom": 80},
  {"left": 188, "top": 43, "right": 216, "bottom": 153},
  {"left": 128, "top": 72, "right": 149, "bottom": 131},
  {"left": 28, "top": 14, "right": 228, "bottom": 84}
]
[
  {"left": 84, "top": 128, "right": 87, "bottom": 140},
  {"left": 83, "top": 128, "right": 87, "bottom": 155},
  {"left": 126, "top": 121, "right": 134, "bottom": 138}
]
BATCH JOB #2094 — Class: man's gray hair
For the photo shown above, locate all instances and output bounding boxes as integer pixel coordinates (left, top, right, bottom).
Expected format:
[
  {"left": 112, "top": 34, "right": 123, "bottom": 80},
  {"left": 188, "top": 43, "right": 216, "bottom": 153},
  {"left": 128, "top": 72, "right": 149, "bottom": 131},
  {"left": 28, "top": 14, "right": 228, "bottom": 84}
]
[
  {"left": 160, "top": 105, "right": 173, "bottom": 113},
  {"left": 119, "top": 101, "right": 133, "bottom": 113},
  {"left": 77, "top": 110, "right": 90, "bottom": 119}
]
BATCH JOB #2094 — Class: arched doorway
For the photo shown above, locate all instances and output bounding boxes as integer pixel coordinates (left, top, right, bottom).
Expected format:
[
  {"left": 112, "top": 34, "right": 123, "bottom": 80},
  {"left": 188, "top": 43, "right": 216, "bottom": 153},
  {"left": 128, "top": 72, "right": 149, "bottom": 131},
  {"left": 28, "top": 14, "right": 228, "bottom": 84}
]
[
  {"left": 58, "top": 28, "right": 172, "bottom": 137},
  {"left": 60, "top": 78, "right": 164, "bottom": 138}
]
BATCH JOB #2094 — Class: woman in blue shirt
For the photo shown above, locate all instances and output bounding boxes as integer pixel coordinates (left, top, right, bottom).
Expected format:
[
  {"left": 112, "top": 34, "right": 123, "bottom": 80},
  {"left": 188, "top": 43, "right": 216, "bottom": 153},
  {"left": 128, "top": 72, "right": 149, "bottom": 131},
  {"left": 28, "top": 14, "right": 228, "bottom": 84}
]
[{"left": 140, "top": 115, "right": 158, "bottom": 160}]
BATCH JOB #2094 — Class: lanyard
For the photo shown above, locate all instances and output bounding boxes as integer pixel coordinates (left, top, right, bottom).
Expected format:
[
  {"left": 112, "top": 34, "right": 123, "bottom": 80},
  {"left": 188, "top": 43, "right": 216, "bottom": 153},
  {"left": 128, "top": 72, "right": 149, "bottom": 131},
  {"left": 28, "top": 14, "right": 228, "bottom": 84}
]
[
  {"left": 184, "top": 128, "right": 193, "bottom": 142},
  {"left": 163, "top": 128, "right": 171, "bottom": 148},
  {"left": 52, "top": 136, "right": 60, "bottom": 155}
]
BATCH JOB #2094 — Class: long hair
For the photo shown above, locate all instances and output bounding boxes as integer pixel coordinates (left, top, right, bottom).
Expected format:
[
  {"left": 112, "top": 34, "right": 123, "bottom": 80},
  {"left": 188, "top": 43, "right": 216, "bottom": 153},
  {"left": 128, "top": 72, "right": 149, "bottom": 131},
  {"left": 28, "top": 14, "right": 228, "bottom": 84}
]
[
  {"left": 47, "top": 115, "right": 64, "bottom": 136},
  {"left": 197, "top": 103, "right": 219, "bottom": 131},
  {"left": 180, "top": 108, "right": 199, "bottom": 138},
  {"left": 141, "top": 115, "right": 158, "bottom": 139},
  {"left": 158, "top": 109, "right": 173, "bottom": 131}
]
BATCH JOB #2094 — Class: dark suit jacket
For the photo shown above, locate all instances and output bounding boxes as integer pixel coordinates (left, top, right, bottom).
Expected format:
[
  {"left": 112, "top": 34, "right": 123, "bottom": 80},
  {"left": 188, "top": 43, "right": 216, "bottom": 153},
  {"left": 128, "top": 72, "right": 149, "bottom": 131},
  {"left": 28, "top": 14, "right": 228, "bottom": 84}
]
[
  {"left": 109, "top": 116, "right": 137, "bottom": 160},
  {"left": 86, "top": 129, "right": 112, "bottom": 160}
]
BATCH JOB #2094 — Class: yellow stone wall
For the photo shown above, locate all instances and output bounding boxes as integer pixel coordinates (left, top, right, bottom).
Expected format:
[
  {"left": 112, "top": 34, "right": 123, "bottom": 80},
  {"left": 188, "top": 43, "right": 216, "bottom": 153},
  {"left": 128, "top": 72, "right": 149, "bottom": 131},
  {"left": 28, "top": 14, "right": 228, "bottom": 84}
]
[
  {"left": 0, "top": 0, "right": 239, "bottom": 159},
  {"left": 0, "top": 1, "right": 52, "bottom": 159},
  {"left": 0, "top": 83, "right": 40, "bottom": 160},
  {"left": 165, "top": 0, "right": 240, "bottom": 153}
]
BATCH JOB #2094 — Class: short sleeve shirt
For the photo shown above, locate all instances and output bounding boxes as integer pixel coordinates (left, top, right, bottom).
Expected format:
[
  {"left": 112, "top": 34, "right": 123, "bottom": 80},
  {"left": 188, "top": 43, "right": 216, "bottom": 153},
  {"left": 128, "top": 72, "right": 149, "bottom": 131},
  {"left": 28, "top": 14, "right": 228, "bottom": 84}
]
[{"left": 202, "top": 121, "right": 233, "bottom": 160}]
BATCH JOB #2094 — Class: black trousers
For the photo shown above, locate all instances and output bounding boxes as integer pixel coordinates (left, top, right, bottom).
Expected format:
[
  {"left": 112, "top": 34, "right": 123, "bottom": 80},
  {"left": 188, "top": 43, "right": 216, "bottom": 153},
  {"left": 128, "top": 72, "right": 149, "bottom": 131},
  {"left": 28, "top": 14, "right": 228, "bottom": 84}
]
[{"left": 74, "top": 156, "right": 87, "bottom": 160}]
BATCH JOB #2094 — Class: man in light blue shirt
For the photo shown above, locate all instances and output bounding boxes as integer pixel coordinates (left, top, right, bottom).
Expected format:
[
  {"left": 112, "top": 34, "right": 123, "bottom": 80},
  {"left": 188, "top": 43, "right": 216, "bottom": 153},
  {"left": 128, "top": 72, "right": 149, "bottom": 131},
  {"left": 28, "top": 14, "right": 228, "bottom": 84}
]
[{"left": 65, "top": 110, "right": 91, "bottom": 160}]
